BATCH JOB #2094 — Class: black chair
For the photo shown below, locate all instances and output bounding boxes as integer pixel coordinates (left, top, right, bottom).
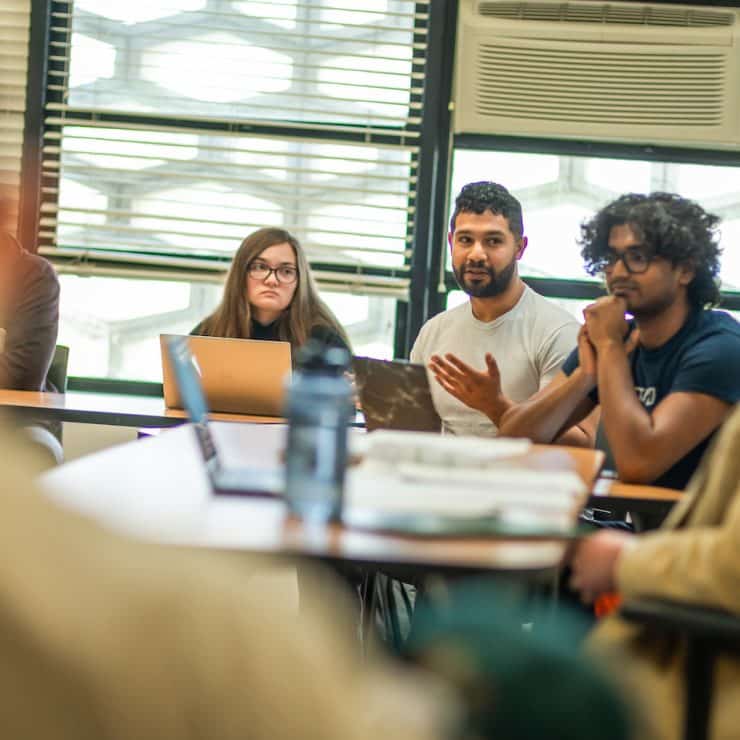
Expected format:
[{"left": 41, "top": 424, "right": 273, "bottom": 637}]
[
  {"left": 47, "top": 344, "right": 69, "bottom": 393},
  {"left": 621, "top": 598, "right": 740, "bottom": 740},
  {"left": 29, "top": 344, "right": 70, "bottom": 457}
]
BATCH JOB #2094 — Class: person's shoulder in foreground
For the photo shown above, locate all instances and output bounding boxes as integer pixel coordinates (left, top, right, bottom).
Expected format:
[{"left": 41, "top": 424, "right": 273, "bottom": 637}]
[
  {"left": 0, "top": 415, "right": 449, "bottom": 740},
  {"left": 571, "top": 403, "right": 740, "bottom": 740}
]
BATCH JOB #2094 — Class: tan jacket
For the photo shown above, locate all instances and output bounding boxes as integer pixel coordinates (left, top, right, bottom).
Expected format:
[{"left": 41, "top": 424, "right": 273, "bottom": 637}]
[
  {"left": 0, "top": 421, "right": 448, "bottom": 740},
  {"left": 592, "top": 404, "right": 740, "bottom": 740}
]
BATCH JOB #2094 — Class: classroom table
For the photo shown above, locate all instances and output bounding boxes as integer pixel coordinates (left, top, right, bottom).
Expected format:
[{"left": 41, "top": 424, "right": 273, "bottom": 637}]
[
  {"left": 39, "top": 422, "right": 605, "bottom": 578},
  {"left": 0, "top": 389, "right": 284, "bottom": 427},
  {"left": 589, "top": 477, "right": 683, "bottom": 521}
]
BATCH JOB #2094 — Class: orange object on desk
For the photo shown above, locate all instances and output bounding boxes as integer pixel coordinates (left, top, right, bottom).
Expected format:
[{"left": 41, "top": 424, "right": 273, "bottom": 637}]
[{"left": 594, "top": 592, "right": 622, "bottom": 618}]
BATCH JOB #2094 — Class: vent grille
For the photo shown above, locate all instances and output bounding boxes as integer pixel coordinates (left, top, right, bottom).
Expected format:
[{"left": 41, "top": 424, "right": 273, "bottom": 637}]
[
  {"left": 478, "top": 2, "right": 735, "bottom": 27},
  {"left": 476, "top": 44, "right": 727, "bottom": 125}
]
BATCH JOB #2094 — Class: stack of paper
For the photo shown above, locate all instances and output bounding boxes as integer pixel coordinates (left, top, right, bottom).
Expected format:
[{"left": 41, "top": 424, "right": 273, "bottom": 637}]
[
  {"left": 343, "top": 430, "right": 584, "bottom": 534},
  {"left": 350, "top": 429, "right": 532, "bottom": 467}
]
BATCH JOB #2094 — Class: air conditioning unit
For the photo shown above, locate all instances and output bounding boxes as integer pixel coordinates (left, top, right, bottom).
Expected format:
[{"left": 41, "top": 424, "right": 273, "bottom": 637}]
[{"left": 454, "top": 0, "right": 740, "bottom": 149}]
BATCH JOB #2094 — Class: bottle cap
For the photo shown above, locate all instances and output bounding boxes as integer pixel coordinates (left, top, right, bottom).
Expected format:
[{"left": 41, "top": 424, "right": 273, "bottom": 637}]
[{"left": 296, "top": 339, "right": 350, "bottom": 374}]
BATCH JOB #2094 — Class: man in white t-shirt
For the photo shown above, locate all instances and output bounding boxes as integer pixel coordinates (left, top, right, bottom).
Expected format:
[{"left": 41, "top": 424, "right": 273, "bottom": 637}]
[{"left": 411, "top": 181, "right": 592, "bottom": 444}]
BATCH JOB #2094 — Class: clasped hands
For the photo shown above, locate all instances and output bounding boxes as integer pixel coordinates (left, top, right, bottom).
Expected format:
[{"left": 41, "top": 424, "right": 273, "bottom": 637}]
[{"left": 579, "top": 296, "right": 640, "bottom": 384}]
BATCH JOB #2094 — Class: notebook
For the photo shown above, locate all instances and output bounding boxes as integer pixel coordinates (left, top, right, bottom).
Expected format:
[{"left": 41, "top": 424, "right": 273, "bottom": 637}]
[
  {"left": 352, "top": 356, "right": 442, "bottom": 433},
  {"left": 160, "top": 334, "right": 291, "bottom": 416},
  {"left": 343, "top": 429, "right": 586, "bottom": 538},
  {"left": 164, "top": 335, "right": 283, "bottom": 497}
]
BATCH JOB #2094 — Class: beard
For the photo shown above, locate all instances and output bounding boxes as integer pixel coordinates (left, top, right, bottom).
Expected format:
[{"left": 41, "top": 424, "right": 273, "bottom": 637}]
[
  {"left": 608, "top": 281, "right": 674, "bottom": 321},
  {"left": 454, "top": 258, "right": 517, "bottom": 298}
]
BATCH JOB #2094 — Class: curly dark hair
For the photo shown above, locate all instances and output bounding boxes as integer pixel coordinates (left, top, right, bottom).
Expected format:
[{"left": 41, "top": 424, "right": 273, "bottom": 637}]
[
  {"left": 579, "top": 192, "right": 722, "bottom": 309},
  {"left": 450, "top": 181, "right": 524, "bottom": 239}
]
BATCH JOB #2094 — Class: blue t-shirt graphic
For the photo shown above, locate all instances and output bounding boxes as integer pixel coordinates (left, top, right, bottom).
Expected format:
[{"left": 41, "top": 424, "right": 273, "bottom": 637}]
[{"left": 562, "top": 309, "right": 740, "bottom": 489}]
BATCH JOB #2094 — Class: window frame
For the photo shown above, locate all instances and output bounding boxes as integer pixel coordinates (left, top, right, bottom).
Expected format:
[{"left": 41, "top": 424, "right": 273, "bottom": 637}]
[
  {"left": 19, "top": 1, "right": 740, "bottom": 393},
  {"left": 25, "top": 0, "right": 440, "bottom": 389},
  {"left": 443, "top": 133, "right": 740, "bottom": 314}
]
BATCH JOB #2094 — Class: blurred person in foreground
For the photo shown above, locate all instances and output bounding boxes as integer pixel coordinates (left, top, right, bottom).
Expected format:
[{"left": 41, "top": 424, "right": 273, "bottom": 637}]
[
  {"left": 0, "top": 414, "right": 635, "bottom": 740},
  {"left": 570, "top": 403, "right": 740, "bottom": 740},
  {"left": 0, "top": 413, "right": 450, "bottom": 740},
  {"left": 403, "top": 579, "right": 632, "bottom": 740}
]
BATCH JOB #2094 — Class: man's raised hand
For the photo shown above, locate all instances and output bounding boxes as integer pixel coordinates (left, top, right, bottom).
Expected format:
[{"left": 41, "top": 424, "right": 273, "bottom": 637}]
[{"left": 428, "top": 352, "right": 511, "bottom": 424}]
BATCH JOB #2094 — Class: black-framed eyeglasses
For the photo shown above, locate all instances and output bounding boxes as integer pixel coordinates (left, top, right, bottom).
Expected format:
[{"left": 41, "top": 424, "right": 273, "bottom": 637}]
[
  {"left": 596, "top": 247, "right": 654, "bottom": 275},
  {"left": 247, "top": 261, "right": 298, "bottom": 284}
]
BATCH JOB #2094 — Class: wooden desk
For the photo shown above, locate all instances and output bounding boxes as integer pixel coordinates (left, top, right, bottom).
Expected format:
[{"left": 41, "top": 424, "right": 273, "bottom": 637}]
[
  {"left": 0, "top": 389, "right": 284, "bottom": 428},
  {"left": 40, "top": 424, "right": 603, "bottom": 577},
  {"left": 528, "top": 444, "right": 604, "bottom": 493},
  {"left": 589, "top": 477, "right": 683, "bottom": 519}
]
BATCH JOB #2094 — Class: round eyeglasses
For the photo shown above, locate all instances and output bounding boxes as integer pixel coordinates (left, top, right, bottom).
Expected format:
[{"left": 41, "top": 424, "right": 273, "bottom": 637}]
[
  {"left": 247, "top": 261, "right": 298, "bottom": 284},
  {"left": 596, "top": 248, "right": 653, "bottom": 275}
]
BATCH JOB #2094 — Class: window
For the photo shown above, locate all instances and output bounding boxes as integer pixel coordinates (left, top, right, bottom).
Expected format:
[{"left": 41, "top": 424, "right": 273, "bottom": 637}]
[
  {"left": 41, "top": 0, "right": 429, "bottom": 382},
  {"left": 57, "top": 273, "right": 396, "bottom": 381},
  {"left": 0, "top": 0, "right": 31, "bottom": 235},
  {"left": 448, "top": 149, "right": 740, "bottom": 296}
]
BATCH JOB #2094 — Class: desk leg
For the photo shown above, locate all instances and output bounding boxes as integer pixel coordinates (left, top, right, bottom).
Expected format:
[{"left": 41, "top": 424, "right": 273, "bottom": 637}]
[{"left": 359, "top": 572, "right": 378, "bottom": 657}]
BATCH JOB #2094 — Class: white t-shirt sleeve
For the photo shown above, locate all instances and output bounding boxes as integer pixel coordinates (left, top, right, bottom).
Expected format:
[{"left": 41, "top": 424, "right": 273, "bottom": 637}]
[{"left": 535, "top": 319, "right": 580, "bottom": 389}]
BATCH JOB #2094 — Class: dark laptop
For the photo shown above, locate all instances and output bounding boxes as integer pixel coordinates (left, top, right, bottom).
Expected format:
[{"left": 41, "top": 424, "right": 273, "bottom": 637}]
[
  {"left": 352, "top": 356, "right": 442, "bottom": 433},
  {"left": 165, "top": 335, "right": 283, "bottom": 497}
]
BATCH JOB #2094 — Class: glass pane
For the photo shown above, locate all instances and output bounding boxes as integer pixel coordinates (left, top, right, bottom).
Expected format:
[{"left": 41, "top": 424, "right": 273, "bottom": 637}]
[
  {"left": 449, "top": 149, "right": 740, "bottom": 290},
  {"left": 50, "top": 126, "right": 413, "bottom": 269},
  {"left": 58, "top": 274, "right": 396, "bottom": 381},
  {"left": 65, "top": 0, "right": 420, "bottom": 128},
  {"left": 57, "top": 274, "right": 223, "bottom": 381},
  {"left": 322, "top": 290, "right": 396, "bottom": 359}
]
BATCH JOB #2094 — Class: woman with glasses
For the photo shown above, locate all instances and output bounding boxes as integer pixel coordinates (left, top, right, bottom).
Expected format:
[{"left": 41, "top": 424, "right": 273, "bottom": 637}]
[{"left": 191, "top": 227, "right": 350, "bottom": 354}]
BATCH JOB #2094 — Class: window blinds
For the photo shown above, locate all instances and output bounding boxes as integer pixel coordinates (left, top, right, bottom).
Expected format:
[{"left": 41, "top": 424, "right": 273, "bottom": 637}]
[
  {"left": 0, "top": 0, "right": 31, "bottom": 236},
  {"left": 40, "top": 0, "right": 429, "bottom": 296}
]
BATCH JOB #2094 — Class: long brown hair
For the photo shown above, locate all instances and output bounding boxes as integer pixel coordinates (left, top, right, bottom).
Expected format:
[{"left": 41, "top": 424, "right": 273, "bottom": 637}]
[{"left": 198, "top": 227, "right": 350, "bottom": 352}]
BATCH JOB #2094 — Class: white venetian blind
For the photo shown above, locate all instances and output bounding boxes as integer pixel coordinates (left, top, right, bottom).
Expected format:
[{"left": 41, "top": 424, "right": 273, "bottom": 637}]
[
  {"left": 40, "top": 0, "right": 429, "bottom": 292},
  {"left": 0, "top": 0, "right": 31, "bottom": 235}
]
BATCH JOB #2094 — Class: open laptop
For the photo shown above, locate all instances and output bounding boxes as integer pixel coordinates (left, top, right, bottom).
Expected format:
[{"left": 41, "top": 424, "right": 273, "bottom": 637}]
[
  {"left": 164, "top": 335, "right": 283, "bottom": 497},
  {"left": 160, "top": 334, "right": 291, "bottom": 417},
  {"left": 352, "top": 356, "right": 442, "bottom": 433}
]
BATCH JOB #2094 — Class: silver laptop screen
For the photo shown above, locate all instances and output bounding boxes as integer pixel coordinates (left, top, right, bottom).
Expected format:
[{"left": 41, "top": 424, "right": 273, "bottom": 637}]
[{"left": 165, "top": 336, "right": 218, "bottom": 465}]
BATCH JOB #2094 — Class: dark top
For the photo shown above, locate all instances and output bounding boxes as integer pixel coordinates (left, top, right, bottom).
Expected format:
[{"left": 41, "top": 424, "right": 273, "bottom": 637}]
[
  {"left": 562, "top": 309, "right": 740, "bottom": 489},
  {"left": 0, "top": 232, "right": 60, "bottom": 391},
  {"left": 190, "top": 318, "right": 349, "bottom": 354}
]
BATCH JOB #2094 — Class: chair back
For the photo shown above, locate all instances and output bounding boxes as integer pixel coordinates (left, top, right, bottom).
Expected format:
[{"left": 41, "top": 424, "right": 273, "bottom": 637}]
[{"left": 47, "top": 344, "right": 69, "bottom": 393}]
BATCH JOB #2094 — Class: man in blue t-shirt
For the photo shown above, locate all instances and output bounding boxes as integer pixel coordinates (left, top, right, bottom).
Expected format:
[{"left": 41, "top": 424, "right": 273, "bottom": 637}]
[
  {"left": 492, "top": 192, "right": 740, "bottom": 489},
  {"left": 501, "top": 193, "right": 740, "bottom": 488}
]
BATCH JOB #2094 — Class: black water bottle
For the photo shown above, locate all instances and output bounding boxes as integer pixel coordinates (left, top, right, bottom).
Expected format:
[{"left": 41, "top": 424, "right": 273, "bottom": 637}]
[{"left": 284, "top": 341, "right": 352, "bottom": 523}]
